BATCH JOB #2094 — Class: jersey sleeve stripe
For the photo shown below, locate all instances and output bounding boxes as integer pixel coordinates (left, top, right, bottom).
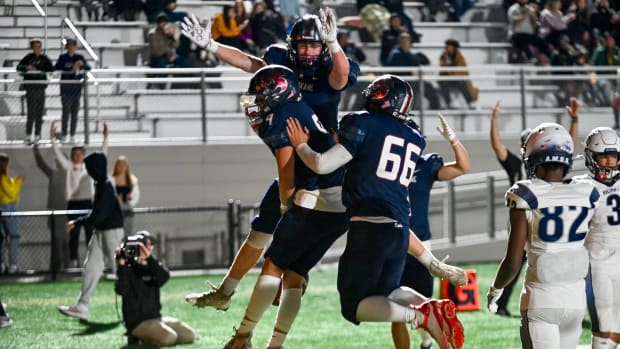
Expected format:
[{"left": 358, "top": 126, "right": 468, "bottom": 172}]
[{"left": 513, "top": 183, "right": 539, "bottom": 209}]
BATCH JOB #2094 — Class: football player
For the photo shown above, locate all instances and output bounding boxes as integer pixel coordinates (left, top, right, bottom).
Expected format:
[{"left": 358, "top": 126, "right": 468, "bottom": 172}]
[
  {"left": 287, "top": 75, "right": 465, "bottom": 349},
  {"left": 392, "top": 114, "right": 471, "bottom": 349},
  {"left": 488, "top": 123, "right": 599, "bottom": 349},
  {"left": 574, "top": 127, "right": 620, "bottom": 349},
  {"left": 182, "top": 9, "right": 360, "bottom": 311},
  {"left": 489, "top": 98, "right": 579, "bottom": 317},
  {"left": 220, "top": 65, "right": 349, "bottom": 349}
]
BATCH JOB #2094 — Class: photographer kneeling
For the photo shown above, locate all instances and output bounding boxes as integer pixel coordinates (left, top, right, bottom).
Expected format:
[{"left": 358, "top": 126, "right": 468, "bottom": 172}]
[{"left": 115, "top": 231, "right": 195, "bottom": 346}]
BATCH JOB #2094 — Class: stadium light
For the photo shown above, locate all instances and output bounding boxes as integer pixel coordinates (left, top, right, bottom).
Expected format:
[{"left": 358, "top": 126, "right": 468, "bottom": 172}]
[{"left": 62, "top": 17, "right": 99, "bottom": 62}]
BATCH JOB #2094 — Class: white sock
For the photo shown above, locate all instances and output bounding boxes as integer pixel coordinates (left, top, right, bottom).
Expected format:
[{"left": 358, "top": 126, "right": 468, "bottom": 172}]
[
  {"left": 268, "top": 288, "right": 303, "bottom": 348},
  {"left": 219, "top": 277, "right": 240, "bottom": 297},
  {"left": 592, "top": 335, "right": 609, "bottom": 349},
  {"left": 418, "top": 328, "right": 433, "bottom": 347},
  {"left": 388, "top": 286, "right": 427, "bottom": 307},
  {"left": 356, "top": 296, "right": 418, "bottom": 323},
  {"left": 238, "top": 275, "right": 281, "bottom": 334}
]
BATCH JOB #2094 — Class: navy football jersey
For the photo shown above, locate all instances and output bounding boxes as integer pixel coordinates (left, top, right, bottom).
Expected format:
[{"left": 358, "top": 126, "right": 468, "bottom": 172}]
[
  {"left": 338, "top": 111, "right": 426, "bottom": 224},
  {"left": 263, "top": 45, "right": 360, "bottom": 132},
  {"left": 409, "top": 153, "right": 444, "bottom": 241},
  {"left": 258, "top": 100, "right": 344, "bottom": 191}
]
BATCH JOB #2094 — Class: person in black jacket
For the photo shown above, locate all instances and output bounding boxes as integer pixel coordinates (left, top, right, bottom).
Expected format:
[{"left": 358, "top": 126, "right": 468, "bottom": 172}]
[
  {"left": 54, "top": 37, "right": 91, "bottom": 143},
  {"left": 16, "top": 38, "right": 54, "bottom": 145},
  {"left": 115, "top": 231, "right": 195, "bottom": 346},
  {"left": 58, "top": 151, "right": 125, "bottom": 321}
]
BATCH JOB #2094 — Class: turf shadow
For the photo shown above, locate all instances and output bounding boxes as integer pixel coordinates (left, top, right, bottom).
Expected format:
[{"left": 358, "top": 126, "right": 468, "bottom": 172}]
[{"left": 72, "top": 320, "right": 122, "bottom": 336}]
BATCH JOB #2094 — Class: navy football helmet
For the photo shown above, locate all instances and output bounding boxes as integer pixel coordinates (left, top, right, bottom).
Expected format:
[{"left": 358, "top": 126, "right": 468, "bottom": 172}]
[
  {"left": 363, "top": 74, "right": 414, "bottom": 122},
  {"left": 287, "top": 14, "right": 328, "bottom": 69},
  {"left": 242, "top": 65, "right": 301, "bottom": 131}
]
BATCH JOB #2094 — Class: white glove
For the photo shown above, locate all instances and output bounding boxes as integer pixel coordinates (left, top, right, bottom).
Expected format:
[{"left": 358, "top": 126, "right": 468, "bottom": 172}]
[
  {"left": 428, "top": 255, "right": 469, "bottom": 286},
  {"left": 437, "top": 113, "right": 457, "bottom": 143},
  {"left": 181, "top": 14, "right": 219, "bottom": 53},
  {"left": 487, "top": 285, "right": 504, "bottom": 314},
  {"left": 318, "top": 7, "right": 338, "bottom": 43}
]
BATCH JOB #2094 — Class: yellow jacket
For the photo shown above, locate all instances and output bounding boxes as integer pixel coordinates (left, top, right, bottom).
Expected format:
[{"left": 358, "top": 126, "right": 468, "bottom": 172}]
[
  {"left": 0, "top": 174, "right": 23, "bottom": 204},
  {"left": 211, "top": 12, "right": 240, "bottom": 40}
]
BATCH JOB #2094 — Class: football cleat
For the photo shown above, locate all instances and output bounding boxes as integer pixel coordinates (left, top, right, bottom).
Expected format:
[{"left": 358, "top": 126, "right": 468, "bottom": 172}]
[
  {"left": 58, "top": 305, "right": 88, "bottom": 321},
  {"left": 222, "top": 328, "right": 252, "bottom": 349},
  {"left": 428, "top": 258, "right": 468, "bottom": 287},
  {"left": 414, "top": 299, "right": 464, "bottom": 349},
  {"left": 185, "top": 281, "right": 232, "bottom": 311}
]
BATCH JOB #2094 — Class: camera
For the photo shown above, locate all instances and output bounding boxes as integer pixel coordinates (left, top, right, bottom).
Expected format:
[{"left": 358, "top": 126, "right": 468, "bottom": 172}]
[{"left": 117, "top": 234, "right": 146, "bottom": 260}]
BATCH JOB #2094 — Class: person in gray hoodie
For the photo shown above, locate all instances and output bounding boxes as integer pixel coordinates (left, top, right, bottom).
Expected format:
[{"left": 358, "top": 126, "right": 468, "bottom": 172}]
[{"left": 58, "top": 151, "right": 124, "bottom": 321}]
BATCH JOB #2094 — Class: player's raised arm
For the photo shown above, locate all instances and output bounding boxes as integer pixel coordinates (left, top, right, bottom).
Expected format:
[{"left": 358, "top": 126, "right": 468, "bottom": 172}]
[
  {"left": 318, "top": 8, "right": 350, "bottom": 90},
  {"left": 566, "top": 97, "right": 579, "bottom": 147},
  {"left": 436, "top": 114, "right": 471, "bottom": 181},
  {"left": 490, "top": 100, "right": 508, "bottom": 161},
  {"left": 181, "top": 14, "right": 265, "bottom": 73}
]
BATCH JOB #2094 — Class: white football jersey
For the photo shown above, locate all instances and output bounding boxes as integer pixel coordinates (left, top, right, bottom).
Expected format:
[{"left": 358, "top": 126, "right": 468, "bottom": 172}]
[
  {"left": 572, "top": 174, "right": 620, "bottom": 250},
  {"left": 505, "top": 178, "right": 600, "bottom": 309}
]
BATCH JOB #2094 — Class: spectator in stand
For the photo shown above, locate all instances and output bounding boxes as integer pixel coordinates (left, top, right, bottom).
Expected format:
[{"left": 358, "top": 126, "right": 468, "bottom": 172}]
[
  {"left": 386, "top": 32, "right": 441, "bottom": 110},
  {"left": 590, "top": 0, "right": 620, "bottom": 43},
  {"left": 114, "top": 0, "right": 142, "bottom": 21},
  {"left": 507, "top": 0, "right": 550, "bottom": 64},
  {"left": 16, "top": 38, "right": 54, "bottom": 145},
  {"left": 550, "top": 35, "right": 583, "bottom": 106},
  {"left": 144, "top": 0, "right": 166, "bottom": 23},
  {"left": 75, "top": 0, "right": 100, "bottom": 21},
  {"left": 164, "top": 0, "right": 188, "bottom": 23},
  {"left": 567, "top": 0, "right": 596, "bottom": 55},
  {"left": 51, "top": 121, "right": 108, "bottom": 268},
  {"left": 212, "top": 5, "right": 251, "bottom": 52},
  {"left": 339, "top": 32, "right": 366, "bottom": 65},
  {"left": 357, "top": 0, "right": 416, "bottom": 39},
  {"left": 278, "top": 0, "right": 299, "bottom": 30},
  {"left": 338, "top": 31, "right": 366, "bottom": 110},
  {"left": 235, "top": 0, "right": 256, "bottom": 53},
  {"left": 249, "top": 0, "right": 283, "bottom": 51},
  {"left": 147, "top": 13, "right": 189, "bottom": 88},
  {"left": 380, "top": 13, "right": 409, "bottom": 66},
  {"left": 591, "top": 32, "right": 620, "bottom": 114},
  {"left": 112, "top": 156, "right": 140, "bottom": 235},
  {"left": 33, "top": 144, "right": 69, "bottom": 270},
  {"left": 0, "top": 154, "right": 23, "bottom": 275},
  {"left": 54, "top": 37, "right": 91, "bottom": 144},
  {"left": 539, "top": 0, "right": 575, "bottom": 47},
  {"left": 439, "top": 38, "right": 479, "bottom": 109},
  {"left": 263, "top": 0, "right": 286, "bottom": 41}
]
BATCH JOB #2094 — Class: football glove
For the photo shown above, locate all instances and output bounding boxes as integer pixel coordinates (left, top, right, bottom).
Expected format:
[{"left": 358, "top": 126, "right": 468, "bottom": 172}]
[
  {"left": 487, "top": 285, "right": 504, "bottom": 313},
  {"left": 428, "top": 256, "right": 469, "bottom": 287},
  {"left": 319, "top": 7, "right": 338, "bottom": 43},
  {"left": 181, "top": 14, "right": 219, "bottom": 53},
  {"left": 437, "top": 113, "right": 457, "bottom": 143}
]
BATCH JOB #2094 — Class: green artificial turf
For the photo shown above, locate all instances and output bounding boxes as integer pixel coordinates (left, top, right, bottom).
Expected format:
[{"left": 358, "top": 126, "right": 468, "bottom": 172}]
[{"left": 0, "top": 262, "right": 592, "bottom": 348}]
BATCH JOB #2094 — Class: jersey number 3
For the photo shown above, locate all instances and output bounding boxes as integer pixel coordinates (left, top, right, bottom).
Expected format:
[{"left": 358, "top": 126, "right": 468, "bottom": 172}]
[{"left": 376, "top": 135, "right": 422, "bottom": 186}]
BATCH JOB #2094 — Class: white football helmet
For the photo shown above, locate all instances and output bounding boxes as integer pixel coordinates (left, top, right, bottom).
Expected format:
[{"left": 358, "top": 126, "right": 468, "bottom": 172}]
[
  {"left": 522, "top": 122, "right": 573, "bottom": 178},
  {"left": 584, "top": 127, "right": 620, "bottom": 181}
]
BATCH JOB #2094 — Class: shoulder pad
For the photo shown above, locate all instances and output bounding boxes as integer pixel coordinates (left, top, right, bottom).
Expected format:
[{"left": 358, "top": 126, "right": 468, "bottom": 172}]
[{"left": 505, "top": 180, "right": 538, "bottom": 209}]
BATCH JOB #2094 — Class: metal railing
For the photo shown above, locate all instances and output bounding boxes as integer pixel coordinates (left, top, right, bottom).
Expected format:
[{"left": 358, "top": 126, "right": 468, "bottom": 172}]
[{"left": 0, "top": 65, "right": 618, "bottom": 143}]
